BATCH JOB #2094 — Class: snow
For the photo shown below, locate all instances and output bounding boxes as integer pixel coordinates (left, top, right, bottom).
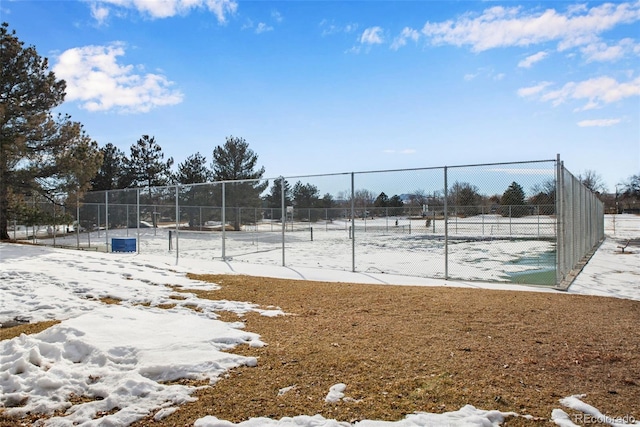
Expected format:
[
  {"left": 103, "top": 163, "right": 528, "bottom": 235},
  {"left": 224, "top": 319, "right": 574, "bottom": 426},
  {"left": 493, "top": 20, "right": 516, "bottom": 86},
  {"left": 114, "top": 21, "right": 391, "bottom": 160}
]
[
  {"left": 16, "top": 214, "right": 560, "bottom": 284},
  {"left": 0, "top": 214, "right": 638, "bottom": 426},
  {"left": 193, "top": 405, "right": 518, "bottom": 427},
  {"left": 552, "top": 395, "right": 639, "bottom": 427},
  {"left": 324, "top": 383, "right": 347, "bottom": 403},
  {"left": 568, "top": 214, "right": 640, "bottom": 301}
]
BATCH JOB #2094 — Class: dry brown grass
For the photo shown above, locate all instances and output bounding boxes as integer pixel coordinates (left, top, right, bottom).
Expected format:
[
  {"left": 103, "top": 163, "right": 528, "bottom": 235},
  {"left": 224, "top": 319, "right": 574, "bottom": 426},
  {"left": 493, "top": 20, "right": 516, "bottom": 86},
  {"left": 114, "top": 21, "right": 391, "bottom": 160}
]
[
  {"left": 0, "top": 320, "right": 60, "bottom": 342},
  {"left": 2, "top": 275, "right": 639, "bottom": 426}
]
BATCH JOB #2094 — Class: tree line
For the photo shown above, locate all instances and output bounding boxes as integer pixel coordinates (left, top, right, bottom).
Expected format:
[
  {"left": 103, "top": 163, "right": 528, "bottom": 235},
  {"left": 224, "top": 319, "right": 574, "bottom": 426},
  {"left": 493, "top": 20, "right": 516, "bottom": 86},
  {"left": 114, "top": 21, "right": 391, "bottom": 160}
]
[{"left": 2, "top": 22, "right": 639, "bottom": 239}]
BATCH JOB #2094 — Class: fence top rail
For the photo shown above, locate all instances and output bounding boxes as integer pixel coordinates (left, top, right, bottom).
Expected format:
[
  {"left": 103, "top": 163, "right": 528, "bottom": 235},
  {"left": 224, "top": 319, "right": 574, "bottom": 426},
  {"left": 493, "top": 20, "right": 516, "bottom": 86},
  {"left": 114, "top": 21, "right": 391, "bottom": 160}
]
[
  {"left": 96, "top": 158, "right": 559, "bottom": 194},
  {"left": 352, "top": 158, "right": 557, "bottom": 176}
]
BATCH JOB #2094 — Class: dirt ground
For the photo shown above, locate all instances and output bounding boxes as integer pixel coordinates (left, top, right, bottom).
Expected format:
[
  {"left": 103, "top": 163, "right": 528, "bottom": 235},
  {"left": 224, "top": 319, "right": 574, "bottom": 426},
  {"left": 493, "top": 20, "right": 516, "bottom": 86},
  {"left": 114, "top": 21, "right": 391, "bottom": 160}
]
[{"left": 2, "top": 274, "right": 639, "bottom": 426}]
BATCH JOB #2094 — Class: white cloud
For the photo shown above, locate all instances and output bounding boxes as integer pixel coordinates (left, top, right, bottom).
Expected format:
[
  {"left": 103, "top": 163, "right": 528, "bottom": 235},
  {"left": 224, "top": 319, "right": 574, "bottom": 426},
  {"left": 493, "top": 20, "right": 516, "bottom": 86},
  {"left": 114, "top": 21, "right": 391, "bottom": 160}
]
[
  {"left": 390, "top": 27, "right": 420, "bottom": 50},
  {"left": 241, "top": 18, "right": 254, "bottom": 31},
  {"left": 519, "top": 76, "right": 640, "bottom": 110},
  {"left": 577, "top": 118, "right": 622, "bottom": 127},
  {"left": 344, "top": 24, "right": 358, "bottom": 34},
  {"left": 517, "top": 81, "right": 553, "bottom": 98},
  {"left": 360, "top": 26, "right": 384, "bottom": 45},
  {"left": 319, "top": 20, "right": 358, "bottom": 36},
  {"left": 271, "top": 10, "right": 283, "bottom": 23},
  {"left": 581, "top": 38, "right": 639, "bottom": 62},
  {"left": 518, "top": 51, "right": 548, "bottom": 68},
  {"left": 255, "top": 22, "right": 273, "bottom": 34},
  {"left": 421, "top": 2, "right": 640, "bottom": 53},
  {"left": 90, "top": 3, "right": 110, "bottom": 25},
  {"left": 91, "top": 0, "right": 238, "bottom": 23},
  {"left": 53, "top": 43, "right": 183, "bottom": 113},
  {"left": 464, "top": 68, "right": 505, "bottom": 82}
]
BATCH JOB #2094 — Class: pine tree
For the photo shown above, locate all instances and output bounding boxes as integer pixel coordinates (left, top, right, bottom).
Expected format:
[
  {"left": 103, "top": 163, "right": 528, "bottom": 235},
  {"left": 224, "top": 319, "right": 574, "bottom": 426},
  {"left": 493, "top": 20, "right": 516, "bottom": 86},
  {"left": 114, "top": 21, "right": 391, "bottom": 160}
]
[
  {"left": 175, "top": 152, "right": 211, "bottom": 227},
  {"left": 91, "top": 143, "right": 132, "bottom": 191},
  {"left": 128, "top": 135, "right": 174, "bottom": 189},
  {"left": 292, "top": 181, "right": 320, "bottom": 208},
  {"left": 374, "top": 192, "right": 389, "bottom": 208},
  {"left": 388, "top": 194, "right": 404, "bottom": 216},
  {"left": 211, "top": 136, "right": 267, "bottom": 230},
  {"left": 127, "top": 135, "right": 174, "bottom": 227},
  {"left": 501, "top": 181, "right": 527, "bottom": 217},
  {"left": 264, "top": 177, "right": 292, "bottom": 221},
  {"left": 292, "top": 181, "right": 320, "bottom": 221},
  {"left": 1, "top": 23, "right": 101, "bottom": 240},
  {"left": 175, "top": 152, "right": 210, "bottom": 184}
]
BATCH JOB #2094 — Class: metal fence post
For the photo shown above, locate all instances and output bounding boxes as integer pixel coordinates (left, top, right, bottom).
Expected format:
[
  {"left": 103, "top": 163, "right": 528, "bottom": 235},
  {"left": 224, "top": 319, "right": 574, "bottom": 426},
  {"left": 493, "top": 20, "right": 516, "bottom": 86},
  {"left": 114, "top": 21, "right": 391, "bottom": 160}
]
[
  {"left": 76, "top": 191, "right": 80, "bottom": 249},
  {"left": 555, "top": 155, "right": 563, "bottom": 285},
  {"left": 281, "top": 177, "right": 286, "bottom": 266},
  {"left": 222, "top": 182, "right": 226, "bottom": 260},
  {"left": 175, "top": 185, "right": 179, "bottom": 265},
  {"left": 105, "top": 191, "right": 109, "bottom": 252},
  {"left": 444, "top": 166, "right": 449, "bottom": 280},
  {"left": 351, "top": 172, "right": 355, "bottom": 273},
  {"left": 136, "top": 188, "right": 140, "bottom": 254}
]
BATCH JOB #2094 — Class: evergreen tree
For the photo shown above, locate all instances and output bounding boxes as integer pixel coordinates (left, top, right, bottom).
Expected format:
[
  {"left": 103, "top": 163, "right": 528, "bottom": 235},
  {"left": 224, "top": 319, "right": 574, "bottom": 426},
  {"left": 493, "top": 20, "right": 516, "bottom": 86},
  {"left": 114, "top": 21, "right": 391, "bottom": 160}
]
[
  {"left": 501, "top": 181, "right": 527, "bottom": 217},
  {"left": 91, "top": 143, "right": 132, "bottom": 191},
  {"left": 211, "top": 136, "right": 267, "bottom": 230},
  {"left": 127, "top": 135, "right": 174, "bottom": 227},
  {"left": 0, "top": 23, "right": 101, "bottom": 240},
  {"left": 292, "top": 181, "right": 320, "bottom": 208},
  {"left": 128, "top": 135, "right": 174, "bottom": 189},
  {"left": 320, "top": 193, "right": 334, "bottom": 208},
  {"left": 388, "top": 194, "right": 404, "bottom": 216},
  {"left": 319, "top": 193, "right": 337, "bottom": 219},
  {"left": 374, "top": 192, "right": 389, "bottom": 208},
  {"left": 175, "top": 152, "right": 211, "bottom": 227},
  {"left": 174, "top": 152, "right": 210, "bottom": 184},
  {"left": 263, "top": 177, "right": 291, "bottom": 220},
  {"left": 264, "top": 177, "right": 292, "bottom": 208},
  {"left": 292, "top": 181, "right": 320, "bottom": 221}
]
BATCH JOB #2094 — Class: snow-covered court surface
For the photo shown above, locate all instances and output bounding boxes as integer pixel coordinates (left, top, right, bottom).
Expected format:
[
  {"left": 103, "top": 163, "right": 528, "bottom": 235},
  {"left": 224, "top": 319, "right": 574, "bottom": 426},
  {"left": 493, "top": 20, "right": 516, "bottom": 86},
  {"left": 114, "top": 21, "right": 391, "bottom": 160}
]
[
  {"left": 13, "top": 214, "right": 560, "bottom": 285},
  {"left": 0, "top": 214, "right": 638, "bottom": 426}
]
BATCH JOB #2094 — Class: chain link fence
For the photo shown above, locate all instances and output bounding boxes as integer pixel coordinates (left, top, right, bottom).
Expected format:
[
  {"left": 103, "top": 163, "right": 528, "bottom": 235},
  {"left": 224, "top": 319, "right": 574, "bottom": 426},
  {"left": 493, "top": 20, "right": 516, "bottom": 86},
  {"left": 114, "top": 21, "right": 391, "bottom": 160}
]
[
  {"left": 8, "top": 157, "right": 604, "bottom": 287},
  {"left": 556, "top": 161, "right": 606, "bottom": 287}
]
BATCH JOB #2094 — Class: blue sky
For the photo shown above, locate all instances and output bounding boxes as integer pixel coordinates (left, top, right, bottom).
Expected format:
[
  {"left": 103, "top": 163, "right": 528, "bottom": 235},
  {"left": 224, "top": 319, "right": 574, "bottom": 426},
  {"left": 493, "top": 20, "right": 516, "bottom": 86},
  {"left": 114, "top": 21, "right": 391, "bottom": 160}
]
[{"left": 2, "top": 0, "right": 639, "bottom": 194}]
